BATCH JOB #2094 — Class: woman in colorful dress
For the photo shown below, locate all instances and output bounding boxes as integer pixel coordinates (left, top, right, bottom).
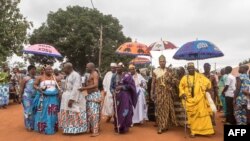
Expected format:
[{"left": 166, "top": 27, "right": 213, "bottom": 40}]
[
  {"left": 0, "top": 65, "right": 10, "bottom": 109},
  {"left": 235, "top": 65, "right": 250, "bottom": 125},
  {"left": 33, "top": 65, "right": 60, "bottom": 135},
  {"left": 20, "top": 65, "right": 36, "bottom": 131}
]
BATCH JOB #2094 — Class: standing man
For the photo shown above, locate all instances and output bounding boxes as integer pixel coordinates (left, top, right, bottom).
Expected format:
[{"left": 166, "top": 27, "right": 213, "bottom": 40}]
[
  {"left": 19, "top": 65, "right": 36, "bottom": 131},
  {"left": 222, "top": 66, "right": 236, "bottom": 125},
  {"left": 218, "top": 68, "right": 227, "bottom": 117},
  {"left": 58, "top": 63, "right": 88, "bottom": 134},
  {"left": 151, "top": 55, "right": 177, "bottom": 134},
  {"left": 102, "top": 63, "right": 117, "bottom": 122},
  {"left": 173, "top": 67, "right": 186, "bottom": 127},
  {"left": 129, "top": 64, "right": 148, "bottom": 125},
  {"left": 110, "top": 63, "right": 138, "bottom": 134},
  {"left": 79, "top": 63, "right": 101, "bottom": 137},
  {"left": 0, "top": 65, "right": 10, "bottom": 109},
  {"left": 234, "top": 65, "right": 250, "bottom": 125},
  {"left": 179, "top": 62, "right": 214, "bottom": 138},
  {"left": 203, "top": 63, "right": 218, "bottom": 126},
  {"left": 11, "top": 67, "right": 22, "bottom": 103}
]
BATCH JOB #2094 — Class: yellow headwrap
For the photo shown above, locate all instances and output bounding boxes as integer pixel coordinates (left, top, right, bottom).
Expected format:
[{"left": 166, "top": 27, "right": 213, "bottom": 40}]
[
  {"left": 187, "top": 62, "right": 194, "bottom": 67},
  {"left": 129, "top": 64, "right": 135, "bottom": 69}
]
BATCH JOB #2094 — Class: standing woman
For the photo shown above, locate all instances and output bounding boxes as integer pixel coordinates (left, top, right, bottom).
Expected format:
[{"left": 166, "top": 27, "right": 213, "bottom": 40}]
[
  {"left": 20, "top": 65, "right": 36, "bottom": 131},
  {"left": 0, "top": 65, "right": 10, "bottom": 109},
  {"left": 33, "top": 65, "right": 60, "bottom": 135}
]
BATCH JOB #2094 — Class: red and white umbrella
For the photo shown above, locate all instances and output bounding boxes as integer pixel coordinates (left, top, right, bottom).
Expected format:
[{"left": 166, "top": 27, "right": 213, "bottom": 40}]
[{"left": 149, "top": 40, "right": 177, "bottom": 51}]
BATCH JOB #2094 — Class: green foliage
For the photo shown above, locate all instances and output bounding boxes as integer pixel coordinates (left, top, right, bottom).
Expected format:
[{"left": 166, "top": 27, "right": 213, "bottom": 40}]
[
  {"left": 239, "top": 58, "right": 250, "bottom": 66},
  {"left": 0, "top": 0, "right": 31, "bottom": 64},
  {"left": 29, "top": 6, "right": 132, "bottom": 73}
]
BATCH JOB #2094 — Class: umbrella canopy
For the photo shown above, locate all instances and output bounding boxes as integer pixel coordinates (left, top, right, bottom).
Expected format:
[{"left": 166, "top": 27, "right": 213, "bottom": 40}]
[
  {"left": 149, "top": 40, "right": 177, "bottom": 51},
  {"left": 23, "top": 44, "right": 62, "bottom": 58},
  {"left": 129, "top": 57, "right": 151, "bottom": 65},
  {"left": 115, "top": 42, "right": 150, "bottom": 56},
  {"left": 173, "top": 40, "right": 224, "bottom": 60}
]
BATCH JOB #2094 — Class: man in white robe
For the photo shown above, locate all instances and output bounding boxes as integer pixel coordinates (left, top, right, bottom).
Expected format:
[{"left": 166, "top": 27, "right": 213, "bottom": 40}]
[
  {"left": 58, "top": 63, "right": 88, "bottom": 134},
  {"left": 129, "top": 65, "right": 148, "bottom": 124},
  {"left": 102, "top": 63, "right": 117, "bottom": 122}
]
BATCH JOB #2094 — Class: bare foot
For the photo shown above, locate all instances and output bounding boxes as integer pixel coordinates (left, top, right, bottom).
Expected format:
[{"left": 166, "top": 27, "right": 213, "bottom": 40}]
[
  {"left": 189, "top": 134, "right": 195, "bottom": 138},
  {"left": 90, "top": 133, "right": 100, "bottom": 137}
]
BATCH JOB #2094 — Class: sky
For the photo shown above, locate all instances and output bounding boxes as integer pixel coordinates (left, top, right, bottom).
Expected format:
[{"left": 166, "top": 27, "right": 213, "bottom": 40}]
[{"left": 15, "top": 0, "right": 250, "bottom": 71}]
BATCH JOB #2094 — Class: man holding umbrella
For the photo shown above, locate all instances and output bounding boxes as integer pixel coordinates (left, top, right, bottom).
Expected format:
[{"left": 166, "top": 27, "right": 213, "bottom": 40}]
[
  {"left": 203, "top": 63, "right": 218, "bottom": 126},
  {"left": 179, "top": 62, "right": 214, "bottom": 138}
]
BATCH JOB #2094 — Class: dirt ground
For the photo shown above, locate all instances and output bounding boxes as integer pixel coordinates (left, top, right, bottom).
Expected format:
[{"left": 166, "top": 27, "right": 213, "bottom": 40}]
[{"left": 0, "top": 103, "right": 224, "bottom": 141}]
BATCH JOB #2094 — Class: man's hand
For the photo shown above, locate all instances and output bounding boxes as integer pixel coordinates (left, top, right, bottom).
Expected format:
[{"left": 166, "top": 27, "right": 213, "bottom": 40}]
[
  {"left": 221, "top": 92, "right": 225, "bottom": 97},
  {"left": 150, "top": 90, "right": 154, "bottom": 101},
  {"left": 180, "top": 94, "right": 187, "bottom": 100},
  {"left": 242, "top": 89, "right": 249, "bottom": 95},
  {"left": 78, "top": 87, "right": 86, "bottom": 92},
  {"left": 68, "top": 99, "right": 74, "bottom": 108},
  {"left": 115, "top": 86, "right": 123, "bottom": 91}
]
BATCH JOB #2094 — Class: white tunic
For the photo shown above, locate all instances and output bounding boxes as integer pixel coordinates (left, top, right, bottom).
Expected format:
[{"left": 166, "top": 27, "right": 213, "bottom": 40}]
[
  {"left": 102, "top": 71, "right": 114, "bottom": 116},
  {"left": 132, "top": 73, "right": 148, "bottom": 123},
  {"left": 60, "top": 71, "right": 86, "bottom": 112}
]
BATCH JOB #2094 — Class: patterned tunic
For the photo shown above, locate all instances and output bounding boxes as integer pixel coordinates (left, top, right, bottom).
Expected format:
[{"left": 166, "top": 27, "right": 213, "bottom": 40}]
[
  {"left": 0, "top": 72, "right": 9, "bottom": 106},
  {"left": 58, "top": 71, "right": 88, "bottom": 134},
  {"left": 154, "top": 68, "right": 177, "bottom": 130},
  {"left": 33, "top": 79, "right": 60, "bottom": 135},
  {"left": 22, "top": 77, "right": 36, "bottom": 129},
  {"left": 235, "top": 74, "right": 250, "bottom": 125}
]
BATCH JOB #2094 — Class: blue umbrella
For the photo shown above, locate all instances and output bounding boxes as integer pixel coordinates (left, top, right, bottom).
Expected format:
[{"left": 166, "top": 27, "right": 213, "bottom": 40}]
[
  {"left": 173, "top": 40, "right": 224, "bottom": 68},
  {"left": 173, "top": 40, "right": 224, "bottom": 60}
]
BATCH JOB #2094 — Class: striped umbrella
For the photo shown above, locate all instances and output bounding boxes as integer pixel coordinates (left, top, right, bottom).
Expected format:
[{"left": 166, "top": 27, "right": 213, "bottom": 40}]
[{"left": 129, "top": 57, "right": 151, "bottom": 65}]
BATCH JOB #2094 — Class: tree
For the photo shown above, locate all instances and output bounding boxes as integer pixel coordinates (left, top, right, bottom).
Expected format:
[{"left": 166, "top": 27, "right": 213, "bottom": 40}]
[
  {"left": 0, "top": 0, "right": 31, "bottom": 64},
  {"left": 239, "top": 58, "right": 250, "bottom": 66},
  {"left": 29, "top": 6, "right": 132, "bottom": 74}
]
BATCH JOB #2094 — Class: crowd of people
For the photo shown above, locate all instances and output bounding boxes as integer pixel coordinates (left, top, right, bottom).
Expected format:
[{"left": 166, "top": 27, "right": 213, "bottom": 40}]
[{"left": 0, "top": 55, "right": 250, "bottom": 138}]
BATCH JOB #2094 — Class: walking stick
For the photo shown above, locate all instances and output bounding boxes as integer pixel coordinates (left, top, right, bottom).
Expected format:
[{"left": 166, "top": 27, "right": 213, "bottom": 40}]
[{"left": 113, "top": 90, "right": 120, "bottom": 134}]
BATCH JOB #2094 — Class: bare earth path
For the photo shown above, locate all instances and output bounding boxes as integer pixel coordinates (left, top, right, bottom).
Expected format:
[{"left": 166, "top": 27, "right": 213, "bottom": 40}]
[{"left": 0, "top": 104, "right": 223, "bottom": 141}]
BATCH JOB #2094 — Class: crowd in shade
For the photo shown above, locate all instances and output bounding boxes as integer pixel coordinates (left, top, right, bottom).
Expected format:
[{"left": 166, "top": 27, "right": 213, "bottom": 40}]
[{"left": 0, "top": 55, "right": 250, "bottom": 138}]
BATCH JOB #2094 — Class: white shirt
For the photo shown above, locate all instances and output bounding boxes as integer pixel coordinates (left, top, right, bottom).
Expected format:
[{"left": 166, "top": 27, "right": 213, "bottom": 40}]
[{"left": 225, "top": 74, "right": 236, "bottom": 97}]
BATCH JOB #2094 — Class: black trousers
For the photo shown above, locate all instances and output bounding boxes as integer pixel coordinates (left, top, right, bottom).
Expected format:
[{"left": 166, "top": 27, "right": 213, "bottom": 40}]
[{"left": 225, "top": 96, "right": 236, "bottom": 124}]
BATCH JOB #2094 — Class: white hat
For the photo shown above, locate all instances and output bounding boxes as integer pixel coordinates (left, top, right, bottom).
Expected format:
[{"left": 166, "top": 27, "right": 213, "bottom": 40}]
[
  {"left": 110, "top": 63, "right": 117, "bottom": 67},
  {"left": 118, "top": 62, "right": 124, "bottom": 67}
]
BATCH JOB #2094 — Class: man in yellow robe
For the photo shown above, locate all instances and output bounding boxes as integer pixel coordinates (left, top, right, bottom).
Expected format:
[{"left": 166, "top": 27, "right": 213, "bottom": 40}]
[{"left": 179, "top": 62, "right": 214, "bottom": 137}]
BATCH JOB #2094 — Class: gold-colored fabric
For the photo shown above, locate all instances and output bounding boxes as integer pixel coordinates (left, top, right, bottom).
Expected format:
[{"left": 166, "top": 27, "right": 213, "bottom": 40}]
[
  {"left": 187, "top": 62, "right": 194, "bottom": 67},
  {"left": 153, "top": 68, "right": 166, "bottom": 79},
  {"left": 154, "top": 68, "right": 178, "bottom": 130},
  {"left": 179, "top": 72, "right": 214, "bottom": 135}
]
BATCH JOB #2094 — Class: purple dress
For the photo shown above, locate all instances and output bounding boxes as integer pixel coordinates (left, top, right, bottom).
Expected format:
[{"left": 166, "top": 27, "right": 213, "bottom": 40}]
[{"left": 111, "top": 73, "right": 138, "bottom": 133}]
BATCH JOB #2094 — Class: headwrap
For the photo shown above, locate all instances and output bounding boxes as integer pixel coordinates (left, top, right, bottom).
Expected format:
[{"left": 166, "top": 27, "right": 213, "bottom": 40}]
[
  {"left": 129, "top": 64, "right": 135, "bottom": 69},
  {"left": 159, "top": 55, "right": 166, "bottom": 61},
  {"left": 118, "top": 62, "right": 124, "bottom": 68},
  {"left": 110, "top": 63, "right": 117, "bottom": 67},
  {"left": 187, "top": 62, "right": 194, "bottom": 67}
]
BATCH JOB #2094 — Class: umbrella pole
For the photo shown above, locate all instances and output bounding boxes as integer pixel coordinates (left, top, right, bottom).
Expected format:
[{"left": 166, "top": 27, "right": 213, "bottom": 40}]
[{"left": 197, "top": 60, "right": 199, "bottom": 70}]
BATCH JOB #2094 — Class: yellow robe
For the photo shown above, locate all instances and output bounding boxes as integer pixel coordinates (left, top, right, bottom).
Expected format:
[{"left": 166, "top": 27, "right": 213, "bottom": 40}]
[{"left": 179, "top": 72, "right": 214, "bottom": 135}]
